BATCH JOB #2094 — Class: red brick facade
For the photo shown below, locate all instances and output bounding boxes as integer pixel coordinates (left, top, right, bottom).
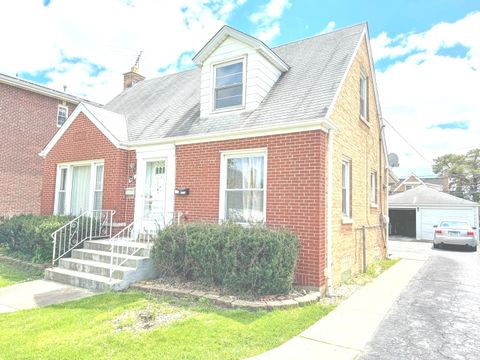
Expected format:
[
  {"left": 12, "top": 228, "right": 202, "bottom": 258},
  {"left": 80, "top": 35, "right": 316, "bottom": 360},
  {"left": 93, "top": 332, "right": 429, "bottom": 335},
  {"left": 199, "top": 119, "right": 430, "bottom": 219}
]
[
  {"left": 0, "top": 82, "right": 77, "bottom": 216},
  {"left": 175, "top": 130, "right": 328, "bottom": 287},
  {"left": 40, "top": 112, "right": 135, "bottom": 225},
  {"left": 41, "top": 119, "right": 328, "bottom": 288}
]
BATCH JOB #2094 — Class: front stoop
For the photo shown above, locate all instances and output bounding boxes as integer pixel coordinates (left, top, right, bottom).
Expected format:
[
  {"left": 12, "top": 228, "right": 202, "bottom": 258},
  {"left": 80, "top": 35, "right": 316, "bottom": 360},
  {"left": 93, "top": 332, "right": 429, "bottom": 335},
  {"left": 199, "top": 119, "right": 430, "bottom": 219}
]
[{"left": 45, "top": 239, "right": 158, "bottom": 292}]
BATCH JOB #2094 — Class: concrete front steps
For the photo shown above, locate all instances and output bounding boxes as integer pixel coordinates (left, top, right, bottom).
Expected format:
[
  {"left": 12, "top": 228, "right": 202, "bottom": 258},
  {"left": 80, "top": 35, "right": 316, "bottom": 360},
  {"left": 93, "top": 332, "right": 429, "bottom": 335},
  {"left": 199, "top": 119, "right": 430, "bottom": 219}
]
[{"left": 45, "top": 239, "right": 158, "bottom": 292}]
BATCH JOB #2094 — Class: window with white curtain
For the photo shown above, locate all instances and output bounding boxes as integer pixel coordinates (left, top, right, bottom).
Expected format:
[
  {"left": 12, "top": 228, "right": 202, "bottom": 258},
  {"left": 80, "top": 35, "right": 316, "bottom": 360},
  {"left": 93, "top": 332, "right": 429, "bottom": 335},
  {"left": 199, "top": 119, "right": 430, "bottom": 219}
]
[
  {"left": 54, "top": 161, "right": 104, "bottom": 215},
  {"left": 221, "top": 151, "right": 266, "bottom": 223}
]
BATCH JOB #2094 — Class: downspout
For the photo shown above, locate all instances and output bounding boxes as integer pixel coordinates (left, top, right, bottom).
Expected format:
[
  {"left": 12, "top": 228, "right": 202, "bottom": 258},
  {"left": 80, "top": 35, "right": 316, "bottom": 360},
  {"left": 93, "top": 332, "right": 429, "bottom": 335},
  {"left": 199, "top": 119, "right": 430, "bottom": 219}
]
[{"left": 326, "top": 128, "right": 335, "bottom": 297}]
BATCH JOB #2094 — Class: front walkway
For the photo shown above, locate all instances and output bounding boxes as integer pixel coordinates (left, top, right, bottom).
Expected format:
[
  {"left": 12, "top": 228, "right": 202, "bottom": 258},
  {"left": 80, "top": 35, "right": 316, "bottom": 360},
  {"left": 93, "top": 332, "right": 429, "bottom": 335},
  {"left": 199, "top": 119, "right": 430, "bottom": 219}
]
[
  {"left": 251, "top": 258, "right": 425, "bottom": 360},
  {"left": 0, "top": 279, "right": 95, "bottom": 313}
]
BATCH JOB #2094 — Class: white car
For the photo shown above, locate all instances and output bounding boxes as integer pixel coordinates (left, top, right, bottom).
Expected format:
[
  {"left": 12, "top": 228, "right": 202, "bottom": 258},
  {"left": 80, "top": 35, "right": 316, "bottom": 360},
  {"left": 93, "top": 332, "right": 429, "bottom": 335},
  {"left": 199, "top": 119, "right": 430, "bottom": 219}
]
[{"left": 433, "top": 220, "right": 477, "bottom": 251}]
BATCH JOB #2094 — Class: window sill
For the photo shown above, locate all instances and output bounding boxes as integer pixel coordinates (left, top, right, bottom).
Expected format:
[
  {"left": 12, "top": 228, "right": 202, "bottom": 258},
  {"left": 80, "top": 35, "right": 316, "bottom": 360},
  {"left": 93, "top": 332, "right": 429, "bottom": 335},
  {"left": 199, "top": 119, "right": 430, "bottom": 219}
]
[
  {"left": 211, "top": 104, "right": 245, "bottom": 115},
  {"left": 370, "top": 203, "right": 379, "bottom": 209},
  {"left": 342, "top": 217, "right": 353, "bottom": 225},
  {"left": 359, "top": 115, "right": 370, "bottom": 127}
]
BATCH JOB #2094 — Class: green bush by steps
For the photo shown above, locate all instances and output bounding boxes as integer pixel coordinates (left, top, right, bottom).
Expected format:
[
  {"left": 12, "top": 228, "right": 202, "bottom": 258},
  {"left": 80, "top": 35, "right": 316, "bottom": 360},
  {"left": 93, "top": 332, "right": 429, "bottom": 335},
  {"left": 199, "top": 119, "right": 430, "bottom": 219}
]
[
  {"left": 0, "top": 215, "right": 73, "bottom": 263},
  {"left": 151, "top": 222, "right": 299, "bottom": 296}
]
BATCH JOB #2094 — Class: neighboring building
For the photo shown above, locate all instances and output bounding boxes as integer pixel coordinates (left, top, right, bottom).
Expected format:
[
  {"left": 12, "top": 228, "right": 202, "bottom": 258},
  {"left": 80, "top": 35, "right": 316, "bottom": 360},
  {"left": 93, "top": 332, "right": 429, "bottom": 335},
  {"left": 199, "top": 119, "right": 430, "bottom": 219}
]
[
  {"left": 0, "top": 73, "right": 95, "bottom": 216},
  {"left": 392, "top": 173, "right": 449, "bottom": 194},
  {"left": 40, "top": 24, "right": 389, "bottom": 291},
  {"left": 389, "top": 185, "right": 479, "bottom": 240}
]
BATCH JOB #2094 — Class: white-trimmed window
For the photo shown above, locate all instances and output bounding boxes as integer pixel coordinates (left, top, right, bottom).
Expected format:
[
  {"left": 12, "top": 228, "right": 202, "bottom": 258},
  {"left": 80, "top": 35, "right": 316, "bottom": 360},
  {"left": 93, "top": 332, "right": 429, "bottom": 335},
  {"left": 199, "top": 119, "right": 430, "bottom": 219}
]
[
  {"left": 214, "top": 59, "right": 244, "bottom": 110},
  {"left": 54, "top": 160, "right": 104, "bottom": 215},
  {"left": 341, "top": 159, "right": 351, "bottom": 217},
  {"left": 57, "top": 105, "right": 69, "bottom": 127},
  {"left": 370, "top": 171, "right": 377, "bottom": 205},
  {"left": 220, "top": 150, "right": 266, "bottom": 223},
  {"left": 359, "top": 72, "right": 368, "bottom": 121}
]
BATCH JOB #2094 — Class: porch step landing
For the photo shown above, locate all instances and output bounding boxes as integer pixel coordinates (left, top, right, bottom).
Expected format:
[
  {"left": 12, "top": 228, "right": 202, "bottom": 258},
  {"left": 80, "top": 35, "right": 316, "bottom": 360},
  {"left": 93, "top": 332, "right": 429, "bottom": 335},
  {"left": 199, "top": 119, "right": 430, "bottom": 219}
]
[{"left": 45, "top": 239, "right": 158, "bottom": 292}]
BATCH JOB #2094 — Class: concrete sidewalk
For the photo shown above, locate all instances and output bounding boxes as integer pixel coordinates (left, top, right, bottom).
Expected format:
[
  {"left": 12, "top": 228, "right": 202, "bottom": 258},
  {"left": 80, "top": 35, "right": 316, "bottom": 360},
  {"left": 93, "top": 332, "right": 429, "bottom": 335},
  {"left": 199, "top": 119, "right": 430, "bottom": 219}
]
[
  {"left": 251, "top": 258, "right": 425, "bottom": 360},
  {"left": 0, "top": 279, "right": 95, "bottom": 313}
]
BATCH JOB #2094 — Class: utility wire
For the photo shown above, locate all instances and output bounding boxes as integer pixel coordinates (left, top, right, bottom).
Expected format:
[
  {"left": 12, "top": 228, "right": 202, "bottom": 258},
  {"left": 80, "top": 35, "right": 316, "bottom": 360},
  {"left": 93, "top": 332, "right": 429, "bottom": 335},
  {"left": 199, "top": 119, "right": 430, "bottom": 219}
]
[{"left": 382, "top": 117, "right": 433, "bottom": 166}]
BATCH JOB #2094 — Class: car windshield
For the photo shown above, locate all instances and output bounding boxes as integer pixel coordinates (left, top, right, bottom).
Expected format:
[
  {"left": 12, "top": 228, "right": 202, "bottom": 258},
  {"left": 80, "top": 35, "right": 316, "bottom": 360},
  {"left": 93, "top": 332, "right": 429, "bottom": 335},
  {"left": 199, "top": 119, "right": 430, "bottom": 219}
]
[{"left": 439, "top": 221, "right": 470, "bottom": 228}]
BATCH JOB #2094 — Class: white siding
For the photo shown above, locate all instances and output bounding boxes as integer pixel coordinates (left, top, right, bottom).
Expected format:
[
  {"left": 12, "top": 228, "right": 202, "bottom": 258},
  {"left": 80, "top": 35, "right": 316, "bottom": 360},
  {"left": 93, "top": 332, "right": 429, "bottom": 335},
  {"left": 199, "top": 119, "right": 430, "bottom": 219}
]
[{"left": 200, "top": 36, "right": 282, "bottom": 117}]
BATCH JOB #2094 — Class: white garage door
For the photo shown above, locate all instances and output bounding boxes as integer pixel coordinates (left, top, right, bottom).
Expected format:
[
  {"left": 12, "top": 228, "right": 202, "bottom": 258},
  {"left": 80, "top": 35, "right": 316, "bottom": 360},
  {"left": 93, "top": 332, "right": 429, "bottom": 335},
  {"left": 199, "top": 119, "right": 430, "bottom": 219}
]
[{"left": 419, "top": 208, "right": 476, "bottom": 240}]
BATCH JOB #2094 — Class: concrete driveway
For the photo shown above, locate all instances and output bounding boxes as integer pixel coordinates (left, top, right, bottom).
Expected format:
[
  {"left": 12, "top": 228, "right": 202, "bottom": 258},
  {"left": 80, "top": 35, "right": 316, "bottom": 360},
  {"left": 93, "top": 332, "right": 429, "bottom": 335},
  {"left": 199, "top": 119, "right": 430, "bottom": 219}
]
[{"left": 361, "top": 238, "right": 480, "bottom": 359}]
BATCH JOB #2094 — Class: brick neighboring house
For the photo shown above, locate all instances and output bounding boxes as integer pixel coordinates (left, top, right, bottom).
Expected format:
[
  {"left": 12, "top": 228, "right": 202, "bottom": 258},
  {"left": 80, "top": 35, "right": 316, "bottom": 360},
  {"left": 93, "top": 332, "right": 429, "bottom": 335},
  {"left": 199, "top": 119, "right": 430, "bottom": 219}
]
[
  {"left": 40, "top": 23, "right": 389, "bottom": 291},
  {"left": 0, "top": 73, "right": 96, "bottom": 216}
]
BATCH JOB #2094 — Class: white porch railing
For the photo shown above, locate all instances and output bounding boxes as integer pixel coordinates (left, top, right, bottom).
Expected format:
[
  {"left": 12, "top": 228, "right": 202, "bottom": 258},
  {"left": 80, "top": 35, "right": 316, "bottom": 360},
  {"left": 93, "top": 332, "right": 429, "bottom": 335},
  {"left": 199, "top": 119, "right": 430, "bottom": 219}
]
[
  {"left": 108, "top": 211, "right": 184, "bottom": 281},
  {"left": 51, "top": 210, "right": 115, "bottom": 265}
]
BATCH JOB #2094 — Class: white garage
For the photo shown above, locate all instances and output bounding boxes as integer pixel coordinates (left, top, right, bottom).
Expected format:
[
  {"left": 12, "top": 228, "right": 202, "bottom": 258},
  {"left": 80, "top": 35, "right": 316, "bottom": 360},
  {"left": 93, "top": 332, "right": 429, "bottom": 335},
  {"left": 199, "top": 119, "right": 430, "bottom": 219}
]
[{"left": 389, "top": 185, "right": 479, "bottom": 241}]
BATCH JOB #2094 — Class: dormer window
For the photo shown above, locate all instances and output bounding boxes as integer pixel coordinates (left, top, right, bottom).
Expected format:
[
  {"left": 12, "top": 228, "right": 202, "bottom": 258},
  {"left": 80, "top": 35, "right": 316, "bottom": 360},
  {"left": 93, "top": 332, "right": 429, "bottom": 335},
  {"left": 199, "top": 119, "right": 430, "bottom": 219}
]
[{"left": 214, "top": 59, "right": 244, "bottom": 110}]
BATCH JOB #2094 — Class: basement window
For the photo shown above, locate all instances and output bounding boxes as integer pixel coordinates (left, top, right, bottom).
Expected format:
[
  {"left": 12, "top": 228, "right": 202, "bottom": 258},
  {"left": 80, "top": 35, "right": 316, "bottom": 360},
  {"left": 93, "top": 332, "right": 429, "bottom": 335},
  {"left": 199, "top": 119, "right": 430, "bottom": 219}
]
[
  {"left": 57, "top": 105, "right": 69, "bottom": 127},
  {"left": 214, "top": 59, "right": 244, "bottom": 110}
]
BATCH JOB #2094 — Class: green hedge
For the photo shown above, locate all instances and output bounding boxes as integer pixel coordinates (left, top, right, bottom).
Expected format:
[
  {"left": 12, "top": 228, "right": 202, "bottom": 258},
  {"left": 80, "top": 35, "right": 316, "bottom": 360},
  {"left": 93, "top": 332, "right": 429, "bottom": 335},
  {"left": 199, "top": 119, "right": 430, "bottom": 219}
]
[
  {"left": 151, "top": 223, "right": 299, "bottom": 296},
  {"left": 0, "top": 215, "right": 73, "bottom": 263}
]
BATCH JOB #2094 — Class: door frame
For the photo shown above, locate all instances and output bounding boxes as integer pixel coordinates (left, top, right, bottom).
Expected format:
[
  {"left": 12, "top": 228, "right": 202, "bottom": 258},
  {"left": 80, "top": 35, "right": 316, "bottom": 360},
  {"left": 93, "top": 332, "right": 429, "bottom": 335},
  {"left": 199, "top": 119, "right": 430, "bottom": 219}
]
[{"left": 134, "top": 144, "right": 176, "bottom": 232}]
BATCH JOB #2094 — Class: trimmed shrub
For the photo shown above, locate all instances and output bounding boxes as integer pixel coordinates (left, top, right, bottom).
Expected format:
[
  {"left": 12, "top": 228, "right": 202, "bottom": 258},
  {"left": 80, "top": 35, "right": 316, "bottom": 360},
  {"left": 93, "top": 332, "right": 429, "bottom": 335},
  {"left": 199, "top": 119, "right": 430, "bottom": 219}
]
[
  {"left": 0, "top": 215, "right": 73, "bottom": 263},
  {"left": 151, "top": 222, "right": 299, "bottom": 296}
]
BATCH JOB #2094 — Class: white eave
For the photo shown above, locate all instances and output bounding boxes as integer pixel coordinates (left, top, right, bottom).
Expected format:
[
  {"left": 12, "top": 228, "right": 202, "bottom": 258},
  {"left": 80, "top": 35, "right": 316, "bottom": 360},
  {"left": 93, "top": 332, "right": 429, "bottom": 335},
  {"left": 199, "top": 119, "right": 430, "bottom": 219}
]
[
  {"left": 192, "top": 25, "right": 290, "bottom": 72},
  {"left": 0, "top": 72, "right": 100, "bottom": 105}
]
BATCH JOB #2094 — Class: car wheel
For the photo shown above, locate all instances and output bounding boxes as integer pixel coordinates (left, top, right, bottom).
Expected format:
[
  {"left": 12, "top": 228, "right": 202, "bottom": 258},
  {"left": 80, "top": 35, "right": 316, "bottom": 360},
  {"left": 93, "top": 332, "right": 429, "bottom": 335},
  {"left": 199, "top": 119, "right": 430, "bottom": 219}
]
[
  {"left": 472, "top": 245, "right": 477, "bottom": 252},
  {"left": 433, "top": 242, "right": 439, "bottom": 249}
]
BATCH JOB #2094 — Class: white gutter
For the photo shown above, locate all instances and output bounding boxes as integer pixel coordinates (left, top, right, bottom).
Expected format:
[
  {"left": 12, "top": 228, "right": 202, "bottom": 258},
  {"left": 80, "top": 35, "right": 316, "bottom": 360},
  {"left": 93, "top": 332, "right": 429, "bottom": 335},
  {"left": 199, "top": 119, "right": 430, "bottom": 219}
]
[{"left": 326, "top": 128, "right": 335, "bottom": 297}]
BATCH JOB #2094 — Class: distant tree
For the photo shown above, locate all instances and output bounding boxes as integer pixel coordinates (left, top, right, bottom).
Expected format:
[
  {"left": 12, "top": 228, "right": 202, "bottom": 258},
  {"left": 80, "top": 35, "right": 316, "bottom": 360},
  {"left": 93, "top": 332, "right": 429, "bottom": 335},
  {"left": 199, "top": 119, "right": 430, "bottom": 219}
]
[{"left": 433, "top": 149, "right": 480, "bottom": 202}]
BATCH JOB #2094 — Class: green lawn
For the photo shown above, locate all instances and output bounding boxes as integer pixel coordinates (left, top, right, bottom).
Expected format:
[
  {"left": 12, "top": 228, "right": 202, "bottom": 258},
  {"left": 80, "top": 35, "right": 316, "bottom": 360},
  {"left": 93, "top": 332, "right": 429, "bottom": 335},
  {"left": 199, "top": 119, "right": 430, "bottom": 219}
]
[
  {"left": 0, "top": 291, "right": 334, "bottom": 360},
  {"left": 0, "top": 261, "right": 43, "bottom": 288}
]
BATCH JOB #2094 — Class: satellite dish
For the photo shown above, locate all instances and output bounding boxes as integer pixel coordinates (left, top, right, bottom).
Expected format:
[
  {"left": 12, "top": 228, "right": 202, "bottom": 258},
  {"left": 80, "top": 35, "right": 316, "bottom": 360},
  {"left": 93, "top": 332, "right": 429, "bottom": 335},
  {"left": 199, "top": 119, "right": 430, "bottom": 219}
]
[{"left": 388, "top": 153, "right": 399, "bottom": 167}]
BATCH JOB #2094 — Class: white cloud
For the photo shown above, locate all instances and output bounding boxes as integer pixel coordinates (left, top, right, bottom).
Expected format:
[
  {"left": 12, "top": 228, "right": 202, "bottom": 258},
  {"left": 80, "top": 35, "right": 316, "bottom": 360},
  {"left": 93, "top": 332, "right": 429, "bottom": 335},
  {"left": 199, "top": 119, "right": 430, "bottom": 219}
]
[
  {"left": 249, "top": 0, "right": 291, "bottom": 42},
  {"left": 319, "top": 21, "right": 335, "bottom": 35},
  {"left": 373, "top": 12, "right": 480, "bottom": 177},
  {"left": 0, "top": 0, "right": 244, "bottom": 104}
]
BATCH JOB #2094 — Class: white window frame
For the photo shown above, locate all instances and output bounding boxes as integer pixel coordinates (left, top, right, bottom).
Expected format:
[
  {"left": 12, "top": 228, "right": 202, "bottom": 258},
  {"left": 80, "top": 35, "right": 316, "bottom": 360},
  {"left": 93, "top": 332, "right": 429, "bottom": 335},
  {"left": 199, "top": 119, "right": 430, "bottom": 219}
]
[
  {"left": 211, "top": 56, "right": 247, "bottom": 113},
  {"left": 341, "top": 159, "right": 351, "bottom": 219},
  {"left": 56, "top": 105, "right": 69, "bottom": 127},
  {"left": 370, "top": 171, "right": 378, "bottom": 207},
  {"left": 359, "top": 72, "right": 368, "bottom": 122},
  {"left": 53, "top": 159, "right": 105, "bottom": 215},
  {"left": 219, "top": 148, "right": 267, "bottom": 224}
]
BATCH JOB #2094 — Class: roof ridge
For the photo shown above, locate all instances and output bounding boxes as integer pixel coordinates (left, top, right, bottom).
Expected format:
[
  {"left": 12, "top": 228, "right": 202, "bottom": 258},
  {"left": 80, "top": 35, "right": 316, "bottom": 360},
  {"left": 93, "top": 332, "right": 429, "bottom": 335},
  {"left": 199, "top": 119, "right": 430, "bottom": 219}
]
[{"left": 272, "top": 22, "right": 366, "bottom": 49}]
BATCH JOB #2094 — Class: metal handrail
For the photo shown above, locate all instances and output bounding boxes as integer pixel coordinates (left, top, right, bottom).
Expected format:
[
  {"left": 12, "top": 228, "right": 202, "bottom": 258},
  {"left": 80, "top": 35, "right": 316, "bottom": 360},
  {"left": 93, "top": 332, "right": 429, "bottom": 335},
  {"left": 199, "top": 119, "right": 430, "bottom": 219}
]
[
  {"left": 108, "top": 211, "right": 184, "bottom": 281},
  {"left": 51, "top": 210, "right": 115, "bottom": 265}
]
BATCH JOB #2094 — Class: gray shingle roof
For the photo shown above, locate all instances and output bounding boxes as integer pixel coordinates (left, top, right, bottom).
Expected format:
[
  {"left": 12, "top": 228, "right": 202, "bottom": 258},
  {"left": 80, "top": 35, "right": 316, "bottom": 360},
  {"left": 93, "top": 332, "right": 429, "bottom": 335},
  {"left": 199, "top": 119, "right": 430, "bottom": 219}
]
[
  {"left": 102, "top": 23, "right": 366, "bottom": 142},
  {"left": 390, "top": 185, "right": 479, "bottom": 207}
]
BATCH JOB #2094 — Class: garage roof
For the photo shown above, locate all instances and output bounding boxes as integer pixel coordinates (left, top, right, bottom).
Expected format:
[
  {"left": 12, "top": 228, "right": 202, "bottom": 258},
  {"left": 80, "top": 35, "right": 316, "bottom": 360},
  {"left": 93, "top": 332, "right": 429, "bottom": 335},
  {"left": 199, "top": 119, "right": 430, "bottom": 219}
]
[{"left": 389, "top": 185, "right": 479, "bottom": 207}]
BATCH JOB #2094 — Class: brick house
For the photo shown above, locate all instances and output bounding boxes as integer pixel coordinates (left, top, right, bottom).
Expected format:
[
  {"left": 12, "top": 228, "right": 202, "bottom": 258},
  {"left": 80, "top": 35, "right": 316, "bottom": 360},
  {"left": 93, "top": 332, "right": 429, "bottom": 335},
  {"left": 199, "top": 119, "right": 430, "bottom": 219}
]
[
  {"left": 40, "top": 24, "right": 389, "bottom": 292},
  {"left": 0, "top": 73, "right": 94, "bottom": 216}
]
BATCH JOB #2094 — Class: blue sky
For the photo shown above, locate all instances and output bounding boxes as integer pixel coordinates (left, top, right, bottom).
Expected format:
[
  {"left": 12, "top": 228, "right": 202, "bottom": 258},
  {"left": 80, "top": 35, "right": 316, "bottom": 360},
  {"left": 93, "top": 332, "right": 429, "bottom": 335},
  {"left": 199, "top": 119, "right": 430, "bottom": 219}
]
[{"left": 0, "top": 0, "right": 479, "bottom": 177}]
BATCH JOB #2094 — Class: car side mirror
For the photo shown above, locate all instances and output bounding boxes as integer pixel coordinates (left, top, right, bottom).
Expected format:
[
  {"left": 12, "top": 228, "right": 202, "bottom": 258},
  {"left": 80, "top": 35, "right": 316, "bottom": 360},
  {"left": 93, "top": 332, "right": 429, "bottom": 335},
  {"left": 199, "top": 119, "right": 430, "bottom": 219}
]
[{"left": 433, "top": 225, "right": 438, "bottom": 228}]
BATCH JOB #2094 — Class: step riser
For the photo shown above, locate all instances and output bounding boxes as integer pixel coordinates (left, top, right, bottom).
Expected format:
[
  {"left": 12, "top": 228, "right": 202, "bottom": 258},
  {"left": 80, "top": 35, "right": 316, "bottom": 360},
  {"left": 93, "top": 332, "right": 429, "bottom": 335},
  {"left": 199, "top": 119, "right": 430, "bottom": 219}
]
[
  {"left": 45, "top": 269, "right": 126, "bottom": 292},
  {"left": 58, "top": 259, "right": 129, "bottom": 280},
  {"left": 71, "top": 250, "right": 144, "bottom": 268},
  {"left": 84, "top": 241, "right": 150, "bottom": 257}
]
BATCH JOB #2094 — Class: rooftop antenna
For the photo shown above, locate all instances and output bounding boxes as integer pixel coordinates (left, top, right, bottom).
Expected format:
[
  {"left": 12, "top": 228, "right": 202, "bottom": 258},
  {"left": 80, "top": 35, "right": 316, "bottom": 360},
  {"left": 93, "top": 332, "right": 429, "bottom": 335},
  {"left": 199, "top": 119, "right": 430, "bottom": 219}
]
[{"left": 132, "top": 51, "right": 143, "bottom": 72}]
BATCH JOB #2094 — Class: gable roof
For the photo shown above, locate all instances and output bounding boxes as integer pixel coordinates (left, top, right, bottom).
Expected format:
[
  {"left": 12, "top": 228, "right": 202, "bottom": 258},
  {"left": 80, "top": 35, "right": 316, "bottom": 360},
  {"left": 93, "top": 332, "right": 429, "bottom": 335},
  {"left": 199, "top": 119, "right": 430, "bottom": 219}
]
[
  {"left": 0, "top": 72, "right": 100, "bottom": 106},
  {"left": 192, "top": 25, "right": 289, "bottom": 72},
  {"left": 39, "top": 103, "right": 128, "bottom": 157},
  {"left": 389, "top": 185, "right": 479, "bottom": 207},
  {"left": 103, "top": 23, "right": 366, "bottom": 144}
]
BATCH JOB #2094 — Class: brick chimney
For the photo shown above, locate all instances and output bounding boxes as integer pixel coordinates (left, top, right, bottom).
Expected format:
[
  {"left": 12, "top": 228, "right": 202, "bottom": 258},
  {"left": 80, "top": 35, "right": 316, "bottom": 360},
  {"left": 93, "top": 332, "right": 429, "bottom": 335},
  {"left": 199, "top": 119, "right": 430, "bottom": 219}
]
[{"left": 123, "top": 65, "right": 145, "bottom": 90}]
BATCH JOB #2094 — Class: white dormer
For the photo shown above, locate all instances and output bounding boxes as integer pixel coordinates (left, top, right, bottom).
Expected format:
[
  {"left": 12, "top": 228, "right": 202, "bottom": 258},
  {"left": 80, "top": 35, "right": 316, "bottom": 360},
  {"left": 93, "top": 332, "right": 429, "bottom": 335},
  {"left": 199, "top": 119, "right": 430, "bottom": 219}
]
[{"left": 193, "top": 26, "right": 289, "bottom": 117}]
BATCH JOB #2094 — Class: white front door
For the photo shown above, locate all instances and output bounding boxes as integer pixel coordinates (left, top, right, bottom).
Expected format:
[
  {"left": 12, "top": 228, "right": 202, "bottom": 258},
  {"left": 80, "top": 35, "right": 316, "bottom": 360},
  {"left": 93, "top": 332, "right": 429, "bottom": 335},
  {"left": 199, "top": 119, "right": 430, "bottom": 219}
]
[{"left": 141, "top": 160, "right": 167, "bottom": 231}]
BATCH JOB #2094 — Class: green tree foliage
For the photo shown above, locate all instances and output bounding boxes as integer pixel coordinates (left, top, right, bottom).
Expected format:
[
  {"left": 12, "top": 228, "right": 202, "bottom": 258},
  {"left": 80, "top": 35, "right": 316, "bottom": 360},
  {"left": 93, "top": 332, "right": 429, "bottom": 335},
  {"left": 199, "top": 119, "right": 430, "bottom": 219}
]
[{"left": 433, "top": 149, "right": 480, "bottom": 202}]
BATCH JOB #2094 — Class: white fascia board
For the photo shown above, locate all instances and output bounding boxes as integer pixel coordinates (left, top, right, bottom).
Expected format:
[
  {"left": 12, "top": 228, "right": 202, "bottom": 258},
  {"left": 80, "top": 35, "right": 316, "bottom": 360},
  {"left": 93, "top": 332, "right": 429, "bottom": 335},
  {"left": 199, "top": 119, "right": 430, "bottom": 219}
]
[
  {"left": 129, "top": 118, "right": 337, "bottom": 149},
  {"left": 193, "top": 26, "right": 289, "bottom": 72},
  {"left": 39, "top": 103, "right": 126, "bottom": 158},
  {"left": 389, "top": 204, "right": 479, "bottom": 209}
]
